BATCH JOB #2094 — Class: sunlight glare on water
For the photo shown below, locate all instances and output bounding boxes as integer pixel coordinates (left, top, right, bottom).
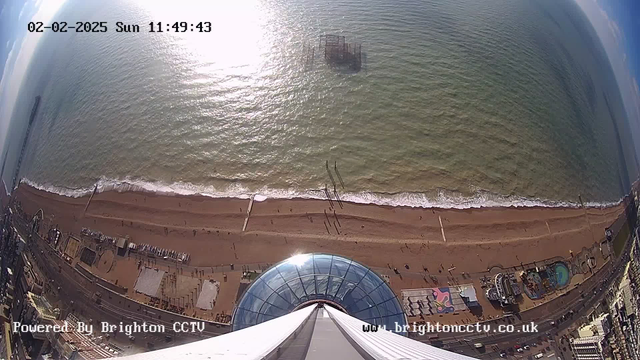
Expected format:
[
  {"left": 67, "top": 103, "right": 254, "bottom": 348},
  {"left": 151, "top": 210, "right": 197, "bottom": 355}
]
[
  {"left": 5, "top": 0, "right": 638, "bottom": 208},
  {"left": 134, "top": 0, "right": 268, "bottom": 81}
]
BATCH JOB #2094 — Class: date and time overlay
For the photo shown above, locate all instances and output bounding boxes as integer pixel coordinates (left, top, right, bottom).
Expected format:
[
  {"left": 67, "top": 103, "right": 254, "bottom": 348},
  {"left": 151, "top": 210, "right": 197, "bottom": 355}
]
[{"left": 28, "top": 21, "right": 212, "bottom": 33}]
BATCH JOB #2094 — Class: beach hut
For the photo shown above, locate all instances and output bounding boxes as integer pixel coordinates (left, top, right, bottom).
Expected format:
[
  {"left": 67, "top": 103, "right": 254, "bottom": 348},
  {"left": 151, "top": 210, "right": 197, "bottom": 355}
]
[{"left": 116, "top": 237, "right": 128, "bottom": 256}]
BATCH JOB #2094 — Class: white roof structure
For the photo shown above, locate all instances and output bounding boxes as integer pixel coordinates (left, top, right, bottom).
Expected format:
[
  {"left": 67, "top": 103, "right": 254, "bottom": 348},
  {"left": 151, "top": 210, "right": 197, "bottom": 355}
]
[
  {"left": 112, "top": 304, "right": 476, "bottom": 360},
  {"left": 133, "top": 267, "right": 165, "bottom": 297},
  {"left": 195, "top": 279, "right": 219, "bottom": 310}
]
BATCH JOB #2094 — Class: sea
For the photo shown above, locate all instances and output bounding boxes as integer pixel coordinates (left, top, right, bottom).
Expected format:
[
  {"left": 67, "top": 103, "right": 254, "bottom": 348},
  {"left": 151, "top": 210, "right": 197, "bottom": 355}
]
[{"left": 2, "top": 0, "right": 639, "bottom": 209}]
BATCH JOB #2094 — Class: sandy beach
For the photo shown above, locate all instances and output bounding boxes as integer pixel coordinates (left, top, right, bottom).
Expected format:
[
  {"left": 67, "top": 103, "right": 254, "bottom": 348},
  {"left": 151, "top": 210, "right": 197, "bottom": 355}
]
[
  {"left": 13, "top": 183, "right": 623, "bottom": 274},
  {"left": 8, "top": 182, "right": 632, "bottom": 328}
]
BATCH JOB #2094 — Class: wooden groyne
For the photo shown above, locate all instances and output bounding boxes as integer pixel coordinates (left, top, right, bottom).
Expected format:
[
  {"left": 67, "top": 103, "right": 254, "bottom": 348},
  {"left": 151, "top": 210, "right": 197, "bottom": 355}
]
[
  {"left": 324, "top": 161, "right": 346, "bottom": 210},
  {"left": 333, "top": 185, "right": 343, "bottom": 209},
  {"left": 11, "top": 96, "right": 41, "bottom": 191},
  {"left": 242, "top": 195, "right": 256, "bottom": 231},
  {"left": 324, "top": 185, "right": 334, "bottom": 209},
  {"left": 83, "top": 184, "right": 98, "bottom": 216},
  {"left": 334, "top": 161, "right": 345, "bottom": 189},
  {"left": 326, "top": 161, "right": 337, "bottom": 189}
]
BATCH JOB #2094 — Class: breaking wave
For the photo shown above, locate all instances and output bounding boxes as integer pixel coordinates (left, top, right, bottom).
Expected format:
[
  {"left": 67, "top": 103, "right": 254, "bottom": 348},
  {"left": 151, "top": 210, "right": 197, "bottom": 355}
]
[{"left": 20, "top": 177, "right": 622, "bottom": 209}]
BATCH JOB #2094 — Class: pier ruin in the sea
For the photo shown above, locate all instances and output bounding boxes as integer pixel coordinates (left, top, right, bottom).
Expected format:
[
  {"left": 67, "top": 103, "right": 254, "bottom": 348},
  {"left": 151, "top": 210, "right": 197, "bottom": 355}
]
[{"left": 304, "top": 34, "right": 362, "bottom": 71}]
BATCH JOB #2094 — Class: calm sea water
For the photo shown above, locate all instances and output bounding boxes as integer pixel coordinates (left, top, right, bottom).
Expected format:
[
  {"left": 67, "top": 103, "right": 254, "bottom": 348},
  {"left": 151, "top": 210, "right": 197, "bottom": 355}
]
[{"left": 3, "top": 0, "right": 639, "bottom": 207}]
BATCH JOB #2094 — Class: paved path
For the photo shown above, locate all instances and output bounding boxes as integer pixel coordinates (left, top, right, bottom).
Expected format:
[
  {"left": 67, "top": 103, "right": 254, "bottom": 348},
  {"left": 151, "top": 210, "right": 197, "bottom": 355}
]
[
  {"left": 14, "top": 218, "right": 231, "bottom": 352},
  {"left": 12, "top": 212, "right": 635, "bottom": 358}
]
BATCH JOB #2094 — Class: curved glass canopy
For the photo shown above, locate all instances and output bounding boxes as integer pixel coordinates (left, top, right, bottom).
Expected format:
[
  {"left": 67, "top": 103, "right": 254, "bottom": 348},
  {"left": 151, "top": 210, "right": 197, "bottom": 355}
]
[{"left": 232, "top": 253, "right": 407, "bottom": 334}]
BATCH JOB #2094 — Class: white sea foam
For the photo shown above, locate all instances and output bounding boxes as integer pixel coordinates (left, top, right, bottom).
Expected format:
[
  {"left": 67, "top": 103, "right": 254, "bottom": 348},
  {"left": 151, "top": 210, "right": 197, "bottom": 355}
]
[{"left": 19, "top": 177, "right": 622, "bottom": 209}]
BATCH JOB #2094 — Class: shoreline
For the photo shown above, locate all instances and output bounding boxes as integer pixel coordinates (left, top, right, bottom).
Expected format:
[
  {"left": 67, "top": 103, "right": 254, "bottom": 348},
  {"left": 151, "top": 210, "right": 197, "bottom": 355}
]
[
  {"left": 19, "top": 177, "right": 623, "bottom": 211},
  {"left": 10, "top": 182, "right": 631, "bottom": 328},
  {"left": 12, "top": 183, "right": 625, "bottom": 269}
]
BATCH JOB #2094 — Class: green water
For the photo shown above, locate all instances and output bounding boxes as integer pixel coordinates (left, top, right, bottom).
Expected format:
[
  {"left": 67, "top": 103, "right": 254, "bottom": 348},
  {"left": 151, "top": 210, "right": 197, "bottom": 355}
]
[{"left": 3, "top": 0, "right": 638, "bottom": 207}]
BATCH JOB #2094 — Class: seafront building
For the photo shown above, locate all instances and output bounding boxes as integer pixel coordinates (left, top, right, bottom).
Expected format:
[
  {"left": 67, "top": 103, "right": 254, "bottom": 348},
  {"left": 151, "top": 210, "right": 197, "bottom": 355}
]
[
  {"left": 45, "top": 315, "right": 117, "bottom": 360},
  {"left": 0, "top": 207, "right": 114, "bottom": 360},
  {"left": 577, "top": 227, "right": 640, "bottom": 360},
  {"left": 570, "top": 335, "right": 606, "bottom": 360},
  {"left": 0, "top": 183, "right": 638, "bottom": 359},
  {"left": 577, "top": 313, "right": 611, "bottom": 339},
  {"left": 606, "top": 228, "right": 640, "bottom": 360},
  {"left": 12, "top": 291, "right": 59, "bottom": 358},
  {"left": 570, "top": 313, "right": 611, "bottom": 359},
  {"left": 627, "top": 229, "right": 640, "bottom": 359},
  {"left": 0, "top": 320, "right": 12, "bottom": 360}
]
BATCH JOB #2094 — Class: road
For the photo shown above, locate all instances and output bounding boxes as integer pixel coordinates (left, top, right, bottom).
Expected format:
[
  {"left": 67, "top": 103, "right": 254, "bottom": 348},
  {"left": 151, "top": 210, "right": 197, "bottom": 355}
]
[
  {"left": 425, "top": 232, "right": 633, "bottom": 359},
  {"left": 13, "top": 217, "right": 231, "bottom": 352},
  {"left": 11, "top": 208, "right": 636, "bottom": 359}
]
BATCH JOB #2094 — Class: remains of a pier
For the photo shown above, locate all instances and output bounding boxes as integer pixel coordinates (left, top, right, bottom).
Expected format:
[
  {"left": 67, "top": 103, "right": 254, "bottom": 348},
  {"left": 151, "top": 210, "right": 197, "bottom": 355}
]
[{"left": 319, "top": 34, "right": 362, "bottom": 71}]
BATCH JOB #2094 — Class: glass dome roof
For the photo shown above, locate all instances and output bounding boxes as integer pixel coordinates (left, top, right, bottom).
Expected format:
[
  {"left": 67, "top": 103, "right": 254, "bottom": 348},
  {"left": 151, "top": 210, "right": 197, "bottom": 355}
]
[{"left": 232, "top": 253, "right": 407, "bottom": 334}]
